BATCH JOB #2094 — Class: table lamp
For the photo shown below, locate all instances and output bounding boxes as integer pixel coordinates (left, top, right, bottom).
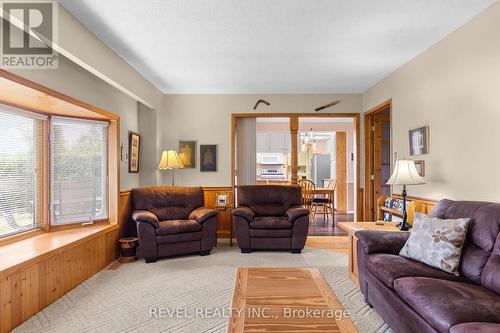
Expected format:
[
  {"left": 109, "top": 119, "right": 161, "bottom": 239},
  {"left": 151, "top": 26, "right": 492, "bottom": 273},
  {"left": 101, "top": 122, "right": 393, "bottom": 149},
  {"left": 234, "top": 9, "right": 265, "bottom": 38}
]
[
  {"left": 158, "top": 150, "right": 184, "bottom": 185},
  {"left": 386, "top": 159, "right": 425, "bottom": 230}
]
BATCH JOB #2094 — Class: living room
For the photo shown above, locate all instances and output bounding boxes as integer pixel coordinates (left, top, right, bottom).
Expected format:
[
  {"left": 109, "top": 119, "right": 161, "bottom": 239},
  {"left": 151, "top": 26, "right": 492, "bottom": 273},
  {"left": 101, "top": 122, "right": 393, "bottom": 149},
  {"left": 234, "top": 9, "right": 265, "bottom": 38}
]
[{"left": 0, "top": 1, "right": 499, "bottom": 332}]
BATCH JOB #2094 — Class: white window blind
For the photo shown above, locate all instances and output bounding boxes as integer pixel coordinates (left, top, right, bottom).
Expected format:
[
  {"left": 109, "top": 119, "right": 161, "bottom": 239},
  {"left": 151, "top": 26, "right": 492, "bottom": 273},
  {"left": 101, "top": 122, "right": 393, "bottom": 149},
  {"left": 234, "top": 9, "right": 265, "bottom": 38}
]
[
  {"left": 0, "top": 107, "right": 45, "bottom": 238},
  {"left": 51, "top": 117, "right": 108, "bottom": 225}
]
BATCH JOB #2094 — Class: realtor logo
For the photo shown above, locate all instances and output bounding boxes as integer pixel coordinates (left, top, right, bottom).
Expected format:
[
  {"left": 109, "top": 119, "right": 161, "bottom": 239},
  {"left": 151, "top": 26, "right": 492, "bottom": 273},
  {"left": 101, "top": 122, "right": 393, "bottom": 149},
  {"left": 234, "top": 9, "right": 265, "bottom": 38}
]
[{"left": 1, "top": 0, "right": 58, "bottom": 69}]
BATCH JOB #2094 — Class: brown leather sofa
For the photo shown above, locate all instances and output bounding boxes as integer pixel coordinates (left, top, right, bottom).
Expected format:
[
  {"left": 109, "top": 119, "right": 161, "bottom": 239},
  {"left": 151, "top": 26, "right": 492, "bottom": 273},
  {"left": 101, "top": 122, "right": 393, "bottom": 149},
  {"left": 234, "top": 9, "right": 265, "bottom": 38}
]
[
  {"left": 131, "top": 186, "right": 218, "bottom": 262},
  {"left": 356, "top": 199, "right": 500, "bottom": 333},
  {"left": 232, "top": 185, "right": 309, "bottom": 253}
]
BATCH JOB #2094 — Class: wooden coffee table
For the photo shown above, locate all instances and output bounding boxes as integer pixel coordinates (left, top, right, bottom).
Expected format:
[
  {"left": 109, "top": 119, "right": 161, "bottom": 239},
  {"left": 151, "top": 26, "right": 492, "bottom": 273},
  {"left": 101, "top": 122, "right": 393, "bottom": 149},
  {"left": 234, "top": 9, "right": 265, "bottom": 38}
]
[{"left": 227, "top": 268, "right": 357, "bottom": 333}]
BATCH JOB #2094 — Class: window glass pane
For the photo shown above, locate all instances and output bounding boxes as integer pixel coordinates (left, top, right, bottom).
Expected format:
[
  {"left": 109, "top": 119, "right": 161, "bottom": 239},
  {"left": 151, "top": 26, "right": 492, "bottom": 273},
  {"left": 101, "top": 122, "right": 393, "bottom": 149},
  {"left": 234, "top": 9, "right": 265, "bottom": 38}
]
[
  {"left": 0, "top": 110, "right": 41, "bottom": 238},
  {"left": 51, "top": 117, "right": 108, "bottom": 225}
]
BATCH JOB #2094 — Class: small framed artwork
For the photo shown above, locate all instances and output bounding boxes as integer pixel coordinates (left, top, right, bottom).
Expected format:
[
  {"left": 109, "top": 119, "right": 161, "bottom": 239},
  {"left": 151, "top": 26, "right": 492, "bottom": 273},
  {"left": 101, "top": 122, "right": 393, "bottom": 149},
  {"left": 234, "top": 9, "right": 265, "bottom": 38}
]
[
  {"left": 409, "top": 126, "right": 429, "bottom": 156},
  {"left": 200, "top": 144, "right": 217, "bottom": 172},
  {"left": 216, "top": 194, "right": 227, "bottom": 206},
  {"left": 128, "top": 131, "right": 140, "bottom": 173},
  {"left": 179, "top": 141, "right": 196, "bottom": 168},
  {"left": 414, "top": 160, "right": 425, "bottom": 177}
]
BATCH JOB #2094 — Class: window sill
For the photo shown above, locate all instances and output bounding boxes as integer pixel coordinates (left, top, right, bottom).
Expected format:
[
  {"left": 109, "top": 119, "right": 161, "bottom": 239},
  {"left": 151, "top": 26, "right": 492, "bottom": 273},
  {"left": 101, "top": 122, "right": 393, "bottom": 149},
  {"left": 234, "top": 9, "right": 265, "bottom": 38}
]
[{"left": 0, "top": 223, "right": 118, "bottom": 278}]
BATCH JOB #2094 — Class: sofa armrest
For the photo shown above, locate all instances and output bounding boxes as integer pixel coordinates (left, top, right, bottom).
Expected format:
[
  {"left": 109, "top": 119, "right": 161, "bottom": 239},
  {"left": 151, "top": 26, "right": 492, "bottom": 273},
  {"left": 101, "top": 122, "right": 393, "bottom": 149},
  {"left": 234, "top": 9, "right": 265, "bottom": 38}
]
[
  {"left": 231, "top": 206, "right": 255, "bottom": 222},
  {"left": 132, "top": 210, "right": 159, "bottom": 228},
  {"left": 286, "top": 205, "right": 309, "bottom": 222},
  {"left": 355, "top": 230, "right": 409, "bottom": 255},
  {"left": 189, "top": 207, "right": 218, "bottom": 224}
]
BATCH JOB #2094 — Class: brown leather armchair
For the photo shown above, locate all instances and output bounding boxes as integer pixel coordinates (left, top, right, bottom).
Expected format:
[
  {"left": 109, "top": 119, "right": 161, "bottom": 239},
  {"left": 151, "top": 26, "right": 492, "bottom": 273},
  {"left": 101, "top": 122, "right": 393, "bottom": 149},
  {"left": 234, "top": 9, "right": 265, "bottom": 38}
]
[
  {"left": 232, "top": 185, "right": 309, "bottom": 253},
  {"left": 132, "top": 186, "right": 218, "bottom": 263}
]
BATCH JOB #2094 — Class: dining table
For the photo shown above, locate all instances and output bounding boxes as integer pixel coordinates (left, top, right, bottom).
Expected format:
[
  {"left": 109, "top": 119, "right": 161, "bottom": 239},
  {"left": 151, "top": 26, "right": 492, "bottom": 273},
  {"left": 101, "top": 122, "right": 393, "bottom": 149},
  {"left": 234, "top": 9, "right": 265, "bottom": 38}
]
[{"left": 302, "top": 187, "right": 336, "bottom": 222}]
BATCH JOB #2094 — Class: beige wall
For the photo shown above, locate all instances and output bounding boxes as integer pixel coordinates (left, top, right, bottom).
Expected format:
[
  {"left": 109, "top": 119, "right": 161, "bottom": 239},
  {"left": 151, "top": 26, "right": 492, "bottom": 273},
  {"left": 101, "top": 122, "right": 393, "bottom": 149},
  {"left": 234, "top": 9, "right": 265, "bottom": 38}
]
[
  {"left": 160, "top": 94, "right": 362, "bottom": 187},
  {"left": 363, "top": 2, "right": 500, "bottom": 201}
]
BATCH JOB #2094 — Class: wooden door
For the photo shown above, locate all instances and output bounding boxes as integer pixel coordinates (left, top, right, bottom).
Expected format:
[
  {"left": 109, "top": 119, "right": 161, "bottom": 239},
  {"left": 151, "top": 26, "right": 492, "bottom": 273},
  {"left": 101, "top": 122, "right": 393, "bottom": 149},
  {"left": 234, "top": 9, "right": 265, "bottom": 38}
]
[
  {"left": 364, "top": 103, "right": 391, "bottom": 221},
  {"left": 373, "top": 114, "right": 391, "bottom": 205}
]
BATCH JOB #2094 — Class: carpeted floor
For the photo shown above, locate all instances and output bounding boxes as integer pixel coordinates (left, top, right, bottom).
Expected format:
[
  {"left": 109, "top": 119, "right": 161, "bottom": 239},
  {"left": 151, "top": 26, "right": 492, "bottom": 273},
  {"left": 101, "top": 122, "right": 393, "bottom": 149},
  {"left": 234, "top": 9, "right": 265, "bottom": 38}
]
[{"left": 14, "top": 245, "right": 392, "bottom": 333}]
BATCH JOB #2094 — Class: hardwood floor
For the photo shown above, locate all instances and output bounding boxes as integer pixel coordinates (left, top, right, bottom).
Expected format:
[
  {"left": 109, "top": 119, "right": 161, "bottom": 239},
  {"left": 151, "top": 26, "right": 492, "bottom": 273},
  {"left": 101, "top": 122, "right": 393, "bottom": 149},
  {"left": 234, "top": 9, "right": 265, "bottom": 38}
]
[
  {"left": 308, "top": 212, "right": 354, "bottom": 236},
  {"left": 228, "top": 268, "right": 358, "bottom": 333}
]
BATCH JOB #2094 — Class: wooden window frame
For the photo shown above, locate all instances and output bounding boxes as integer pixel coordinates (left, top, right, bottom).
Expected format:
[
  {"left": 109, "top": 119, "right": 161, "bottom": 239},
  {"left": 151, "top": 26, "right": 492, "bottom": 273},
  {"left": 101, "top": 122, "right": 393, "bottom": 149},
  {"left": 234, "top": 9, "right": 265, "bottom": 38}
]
[
  {"left": 231, "top": 112, "right": 361, "bottom": 221},
  {"left": 0, "top": 70, "right": 120, "bottom": 246}
]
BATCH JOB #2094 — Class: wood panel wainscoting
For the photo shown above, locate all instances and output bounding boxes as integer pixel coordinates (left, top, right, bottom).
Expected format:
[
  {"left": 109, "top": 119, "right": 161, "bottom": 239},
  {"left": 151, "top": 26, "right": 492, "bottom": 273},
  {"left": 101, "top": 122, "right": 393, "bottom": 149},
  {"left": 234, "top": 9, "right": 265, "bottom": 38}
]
[
  {"left": 119, "top": 187, "right": 234, "bottom": 239},
  {"left": 0, "top": 225, "right": 119, "bottom": 333}
]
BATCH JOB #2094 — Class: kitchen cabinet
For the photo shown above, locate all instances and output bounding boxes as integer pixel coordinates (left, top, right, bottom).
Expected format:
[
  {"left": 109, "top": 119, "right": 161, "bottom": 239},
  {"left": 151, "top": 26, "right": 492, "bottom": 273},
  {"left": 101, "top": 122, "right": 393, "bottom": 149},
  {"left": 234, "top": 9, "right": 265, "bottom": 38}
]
[{"left": 256, "top": 132, "right": 290, "bottom": 153}]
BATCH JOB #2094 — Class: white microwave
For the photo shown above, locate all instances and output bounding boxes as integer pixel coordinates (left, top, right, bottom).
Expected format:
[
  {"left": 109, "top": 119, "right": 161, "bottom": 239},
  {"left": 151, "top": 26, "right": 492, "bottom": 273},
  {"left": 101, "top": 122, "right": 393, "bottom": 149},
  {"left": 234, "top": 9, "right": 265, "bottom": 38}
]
[{"left": 258, "top": 153, "right": 284, "bottom": 165}]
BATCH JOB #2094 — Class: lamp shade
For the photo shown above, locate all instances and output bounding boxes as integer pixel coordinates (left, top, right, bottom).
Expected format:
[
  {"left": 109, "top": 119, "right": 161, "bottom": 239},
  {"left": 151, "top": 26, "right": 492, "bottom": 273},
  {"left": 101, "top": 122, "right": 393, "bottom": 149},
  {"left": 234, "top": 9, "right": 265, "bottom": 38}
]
[
  {"left": 387, "top": 160, "right": 425, "bottom": 185},
  {"left": 158, "top": 150, "right": 184, "bottom": 170}
]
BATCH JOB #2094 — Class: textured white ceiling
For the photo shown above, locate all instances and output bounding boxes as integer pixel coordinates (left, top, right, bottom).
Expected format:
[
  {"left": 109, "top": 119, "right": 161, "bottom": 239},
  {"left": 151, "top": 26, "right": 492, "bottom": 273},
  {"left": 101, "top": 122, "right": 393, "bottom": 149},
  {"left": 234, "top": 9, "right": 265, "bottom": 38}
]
[{"left": 60, "top": 0, "right": 496, "bottom": 93}]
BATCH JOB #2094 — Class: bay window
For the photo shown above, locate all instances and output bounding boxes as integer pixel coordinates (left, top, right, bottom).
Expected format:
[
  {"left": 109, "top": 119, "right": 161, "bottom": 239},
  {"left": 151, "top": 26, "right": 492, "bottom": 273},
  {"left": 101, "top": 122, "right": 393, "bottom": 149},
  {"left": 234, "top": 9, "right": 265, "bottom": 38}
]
[
  {"left": 50, "top": 117, "right": 108, "bottom": 225},
  {"left": 0, "top": 107, "right": 45, "bottom": 238},
  {"left": 0, "top": 105, "right": 111, "bottom": 238}
]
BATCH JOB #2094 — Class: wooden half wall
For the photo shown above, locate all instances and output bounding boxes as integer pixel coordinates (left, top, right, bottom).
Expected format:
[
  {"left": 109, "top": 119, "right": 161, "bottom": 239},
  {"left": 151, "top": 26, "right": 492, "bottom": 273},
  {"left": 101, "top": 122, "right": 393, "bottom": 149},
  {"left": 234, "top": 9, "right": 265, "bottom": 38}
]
[{"left": 0, "top": 225, "right": 119, "bottom": 333}]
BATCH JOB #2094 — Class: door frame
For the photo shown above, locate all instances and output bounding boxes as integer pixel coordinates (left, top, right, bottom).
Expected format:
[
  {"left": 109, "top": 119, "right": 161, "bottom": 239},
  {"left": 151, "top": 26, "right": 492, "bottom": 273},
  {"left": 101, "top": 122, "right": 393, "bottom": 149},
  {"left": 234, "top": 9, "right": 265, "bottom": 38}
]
[
  {"left": 231, "top": 112, "right": 361, "bottom": 221},
  {"left": 363, "top": 99, "right": 392, "bottom": 221}
]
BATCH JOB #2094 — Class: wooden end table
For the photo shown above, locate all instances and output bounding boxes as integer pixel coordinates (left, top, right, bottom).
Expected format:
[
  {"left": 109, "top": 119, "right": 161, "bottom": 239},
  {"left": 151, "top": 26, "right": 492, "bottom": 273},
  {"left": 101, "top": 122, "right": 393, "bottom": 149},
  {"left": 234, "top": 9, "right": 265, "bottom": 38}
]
[
  {"left": 215, "top": 205, "right": 234, "bottom": 247},
  {"left": 338, "top": 222, "right": 410, "bottom": 286},
  {"left": 118, "top": 237, "right": 139, "bottom": 263}
]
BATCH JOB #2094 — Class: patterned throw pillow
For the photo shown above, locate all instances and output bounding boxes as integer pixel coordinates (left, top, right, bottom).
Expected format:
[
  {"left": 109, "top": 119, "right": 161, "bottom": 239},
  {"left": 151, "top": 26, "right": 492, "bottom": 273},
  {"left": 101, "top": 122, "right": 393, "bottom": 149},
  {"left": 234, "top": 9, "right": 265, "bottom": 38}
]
[{"left": 399, "top": 213, "right": 470, "bottom": 275}]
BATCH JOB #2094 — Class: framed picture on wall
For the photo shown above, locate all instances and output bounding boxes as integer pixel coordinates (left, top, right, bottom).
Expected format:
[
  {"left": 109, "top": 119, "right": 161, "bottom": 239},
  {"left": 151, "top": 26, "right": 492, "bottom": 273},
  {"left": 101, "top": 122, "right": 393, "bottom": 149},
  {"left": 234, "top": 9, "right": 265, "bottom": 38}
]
[
  {"left": 128, "top": 131, "right": 140, "bottom": 173},
  {"left": 414, "top": 160, "right": 425, "bottom": 177},
  {"left": 409, "top": 126, "right": 429, "bottom": 156},
  {"left": 200, "top": 144, "right": 217, "bottom": 172},
  {"left": 179, "top": 140, "right": 196, "bottom": 168}
]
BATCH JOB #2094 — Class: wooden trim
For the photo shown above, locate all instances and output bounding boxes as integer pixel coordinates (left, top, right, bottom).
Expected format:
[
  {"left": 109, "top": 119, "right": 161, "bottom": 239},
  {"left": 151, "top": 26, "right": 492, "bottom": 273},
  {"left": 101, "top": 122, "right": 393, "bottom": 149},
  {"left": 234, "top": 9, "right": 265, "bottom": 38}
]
[
  {"left": 232, "top": 112, "right": 360, "bottom": 118},
  {"left": 363, "top": 100, "right": 392, "bottom": 221},
  {"left": 47, "top": 220, "right": 111, "bottom": 232},
  {"left": 0, "top": 230, "right": 44, "bottom": 248},
  {"left": 354, "top": 113, "right": 361, "bottom": 221},
  {"left": 108, "top": 119, "right": 120, "bottom": 225},
  {"left": 0, "top": 70, "right": 119, "bottom": 120},
  {"left": 336, "top": 132, "right": 347, "bottom": 212},
  {"left": 364, "top": 99, "right": 392, "bottom": 116},
  {"left": 231, "top": 114, "right": 236, "bottom": 190},
  {"left": 290, "top": 115, "right": 298, "bottom": 183}
]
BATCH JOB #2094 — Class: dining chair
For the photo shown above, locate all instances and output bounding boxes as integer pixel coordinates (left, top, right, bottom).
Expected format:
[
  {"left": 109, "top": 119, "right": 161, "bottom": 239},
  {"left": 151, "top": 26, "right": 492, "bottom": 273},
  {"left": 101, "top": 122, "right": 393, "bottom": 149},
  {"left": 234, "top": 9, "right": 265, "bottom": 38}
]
[
  {"left": 297, "top": 179, "right": 315, "bottom": 223},
  {"left": 312, "top": 178, "right": 337, "bottom": 224}
]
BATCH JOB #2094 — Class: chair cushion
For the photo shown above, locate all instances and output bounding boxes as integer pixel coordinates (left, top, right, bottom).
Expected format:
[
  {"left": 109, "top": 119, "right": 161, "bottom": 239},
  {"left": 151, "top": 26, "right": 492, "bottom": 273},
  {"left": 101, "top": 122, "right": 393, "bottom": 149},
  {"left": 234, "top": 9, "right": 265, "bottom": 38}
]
[
  {"left": 157, "top": 231, "right": 202, "bottom": 244},
  {"left": 237, "top": 185, "right": 302, "bottom": 216},
  {"left": 366, "top": 254, "right": 470, "bottom": 290},
  {"left": 132, "top": 186, "right": 204, "bottom": 220},
  {"left": 250, "top": 228, "right": 292, "bottom": 238},
  {"left": 394, "top": 277, "right": 500, "bottom": 333},
  {"left": 156, "top": 219, "right": 202, "bottom": 235},
  {"left": 250, "top": 216, "right": 292, "bottom": 229}
]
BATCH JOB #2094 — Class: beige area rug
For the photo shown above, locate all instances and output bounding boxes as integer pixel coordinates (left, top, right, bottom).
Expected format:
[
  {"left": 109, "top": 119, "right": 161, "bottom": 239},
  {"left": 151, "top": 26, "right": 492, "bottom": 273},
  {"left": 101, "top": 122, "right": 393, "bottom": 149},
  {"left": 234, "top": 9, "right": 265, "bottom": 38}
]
[{"left": 14, "top": 244, "right": 393, "bottom": 333}]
